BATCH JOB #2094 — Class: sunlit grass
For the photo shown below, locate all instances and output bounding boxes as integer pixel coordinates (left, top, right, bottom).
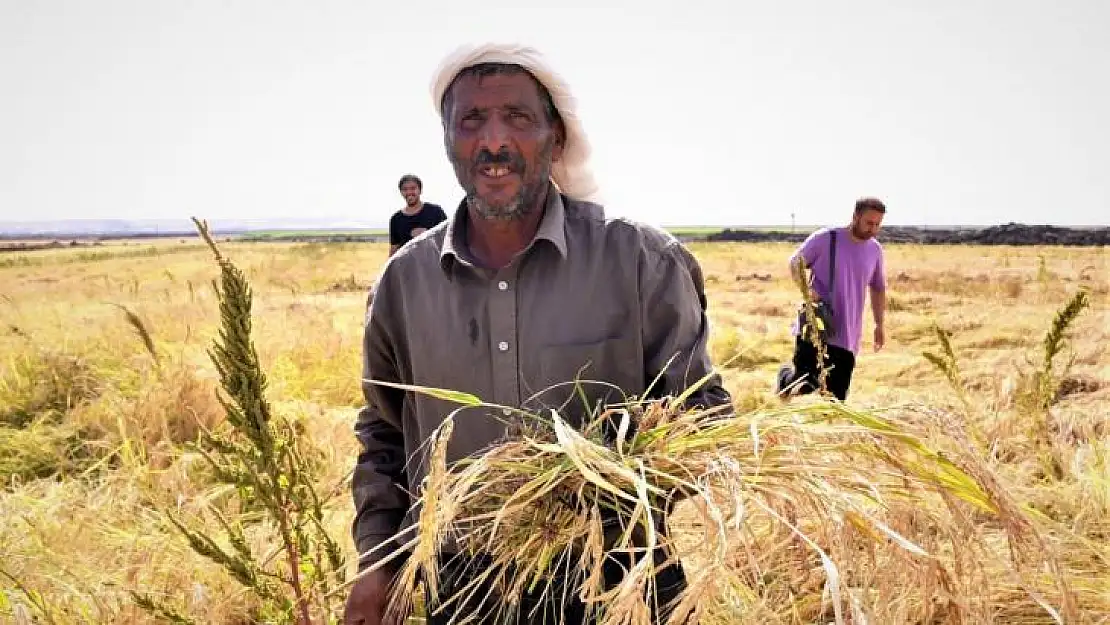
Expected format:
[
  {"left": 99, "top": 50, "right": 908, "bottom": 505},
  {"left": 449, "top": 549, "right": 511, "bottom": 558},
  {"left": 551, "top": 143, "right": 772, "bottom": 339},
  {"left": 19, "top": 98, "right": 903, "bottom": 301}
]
[
  {"left": 364, "top": 382, "right": 1084, "bottom": 624},
  {"left": 0, "top": 237, "right": 1106, "bottom": 623}
]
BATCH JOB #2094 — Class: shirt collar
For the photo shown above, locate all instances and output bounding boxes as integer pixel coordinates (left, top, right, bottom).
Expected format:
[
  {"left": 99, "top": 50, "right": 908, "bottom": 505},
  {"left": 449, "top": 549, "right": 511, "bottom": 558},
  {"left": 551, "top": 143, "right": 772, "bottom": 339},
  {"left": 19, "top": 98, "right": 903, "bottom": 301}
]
[{"left": 439, "top": 182, "right": 569, "bottom": 271}]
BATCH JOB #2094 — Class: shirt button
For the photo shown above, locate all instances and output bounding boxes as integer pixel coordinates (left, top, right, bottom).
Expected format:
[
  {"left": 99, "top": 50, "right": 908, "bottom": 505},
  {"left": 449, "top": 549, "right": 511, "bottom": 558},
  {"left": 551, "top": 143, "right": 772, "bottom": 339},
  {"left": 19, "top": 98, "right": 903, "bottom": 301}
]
[
  {"left": 497, "top": 280, "right": 509, "bottom": 291},
  {"left": 498, "top": 341, "right": 509, "bottom": 352}
]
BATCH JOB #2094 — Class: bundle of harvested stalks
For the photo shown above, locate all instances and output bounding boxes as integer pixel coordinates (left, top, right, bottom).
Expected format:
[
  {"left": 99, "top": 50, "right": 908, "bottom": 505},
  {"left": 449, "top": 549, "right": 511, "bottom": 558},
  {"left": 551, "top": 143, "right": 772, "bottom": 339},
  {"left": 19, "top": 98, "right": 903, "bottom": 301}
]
[{"left": 361, "top": 381, "right": 1079, "bottom": 625}]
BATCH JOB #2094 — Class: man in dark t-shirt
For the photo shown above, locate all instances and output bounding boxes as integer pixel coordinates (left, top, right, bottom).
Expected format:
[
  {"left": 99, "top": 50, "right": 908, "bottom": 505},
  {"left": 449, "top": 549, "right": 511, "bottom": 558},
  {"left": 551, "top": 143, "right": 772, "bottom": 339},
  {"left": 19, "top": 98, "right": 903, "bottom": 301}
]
[{"left": 389, "top": 174, "right": 447, "bottom": 255}]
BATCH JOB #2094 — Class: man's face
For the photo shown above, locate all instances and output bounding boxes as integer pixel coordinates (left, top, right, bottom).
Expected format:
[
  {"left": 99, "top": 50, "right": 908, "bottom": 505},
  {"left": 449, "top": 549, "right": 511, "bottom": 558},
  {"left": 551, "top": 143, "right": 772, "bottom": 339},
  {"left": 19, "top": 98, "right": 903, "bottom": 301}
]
[
  {"left": 400, "top": 181, "right": 421, "bottom": 207},
  {"left": 851, "top": 208, "right": 885, "bottom": 240},
  {"left": 442, "top": 70, "right": 564, "bottom": 220}
]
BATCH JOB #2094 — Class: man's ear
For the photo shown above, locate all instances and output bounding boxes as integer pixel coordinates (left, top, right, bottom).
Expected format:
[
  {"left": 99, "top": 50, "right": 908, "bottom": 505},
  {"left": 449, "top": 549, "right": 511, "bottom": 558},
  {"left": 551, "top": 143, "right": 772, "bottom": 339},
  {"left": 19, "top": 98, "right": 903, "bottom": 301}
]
[{"left": 551, "top": 120, "right": 567, "bottom": 161}]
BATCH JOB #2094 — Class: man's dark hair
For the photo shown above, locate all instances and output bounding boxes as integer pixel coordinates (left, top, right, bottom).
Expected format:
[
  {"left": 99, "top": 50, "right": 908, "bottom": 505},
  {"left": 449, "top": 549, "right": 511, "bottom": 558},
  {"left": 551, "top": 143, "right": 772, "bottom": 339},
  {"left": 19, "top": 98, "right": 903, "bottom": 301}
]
[
  {"left": 854, "top": 197, "right": 887, "bottom": 214},
  {"left": 440, "top": 63, "right": 562, "bottom": 128},
  {"left": 398, "top": 174, "right": 422, "bottom": 190}
]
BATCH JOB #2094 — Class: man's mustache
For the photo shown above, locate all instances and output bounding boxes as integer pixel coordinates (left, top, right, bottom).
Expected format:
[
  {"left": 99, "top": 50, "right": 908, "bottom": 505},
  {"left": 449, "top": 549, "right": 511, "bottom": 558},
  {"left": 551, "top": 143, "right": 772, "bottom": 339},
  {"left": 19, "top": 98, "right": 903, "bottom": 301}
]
[{"left": 472, "top": 149, "right": 526, "bottom": 172}]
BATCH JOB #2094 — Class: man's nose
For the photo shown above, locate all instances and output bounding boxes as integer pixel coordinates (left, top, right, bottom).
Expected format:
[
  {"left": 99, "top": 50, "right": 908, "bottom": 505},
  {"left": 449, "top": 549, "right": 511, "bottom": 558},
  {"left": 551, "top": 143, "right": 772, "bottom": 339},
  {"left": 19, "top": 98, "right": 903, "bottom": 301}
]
[{"left": 478, "top": 117, "right": 511, "bottom": 153}]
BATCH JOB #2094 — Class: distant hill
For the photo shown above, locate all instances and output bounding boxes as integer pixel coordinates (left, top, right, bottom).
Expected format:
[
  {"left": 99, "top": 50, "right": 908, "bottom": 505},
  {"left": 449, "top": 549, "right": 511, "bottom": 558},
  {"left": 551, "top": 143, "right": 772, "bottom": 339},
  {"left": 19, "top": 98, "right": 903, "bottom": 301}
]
[
  {"left": 0, "top": 218, "right": 382, "bottom": 239},
  {"left": 701, "top": 223, "right": 1109, "bottom": 246}
]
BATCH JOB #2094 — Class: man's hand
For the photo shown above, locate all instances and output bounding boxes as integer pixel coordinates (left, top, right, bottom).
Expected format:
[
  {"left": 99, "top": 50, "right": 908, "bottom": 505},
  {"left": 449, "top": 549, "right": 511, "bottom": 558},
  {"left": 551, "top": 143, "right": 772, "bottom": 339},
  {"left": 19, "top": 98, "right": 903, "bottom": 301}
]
[
  {"left": 873, "top": 324, "right": 886, "bottom": 352},
  {"left": 343, "top": 566, "right": 401, "bottom": 625}
]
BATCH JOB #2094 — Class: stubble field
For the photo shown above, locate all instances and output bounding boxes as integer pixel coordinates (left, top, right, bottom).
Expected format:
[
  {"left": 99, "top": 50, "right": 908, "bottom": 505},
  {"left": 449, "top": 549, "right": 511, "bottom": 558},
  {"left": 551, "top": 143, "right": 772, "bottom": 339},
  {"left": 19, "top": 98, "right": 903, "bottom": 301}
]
[{"left": 0, "top": 236, "right": 1107, "bottom": 623}]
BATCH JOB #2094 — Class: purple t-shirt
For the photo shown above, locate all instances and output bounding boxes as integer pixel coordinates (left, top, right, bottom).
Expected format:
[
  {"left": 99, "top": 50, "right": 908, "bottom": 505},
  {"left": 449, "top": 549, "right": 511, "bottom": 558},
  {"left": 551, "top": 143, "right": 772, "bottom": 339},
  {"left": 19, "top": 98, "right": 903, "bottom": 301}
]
[{"left": 790, "top": 227, "right": 886, "bottom": 354}]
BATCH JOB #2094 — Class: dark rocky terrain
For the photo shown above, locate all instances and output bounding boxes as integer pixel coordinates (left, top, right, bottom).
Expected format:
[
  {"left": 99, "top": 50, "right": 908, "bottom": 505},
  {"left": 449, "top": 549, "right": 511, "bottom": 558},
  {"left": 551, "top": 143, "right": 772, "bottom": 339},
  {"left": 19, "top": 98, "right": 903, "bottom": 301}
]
[{"left": 700, "top": 223, "right": 1109, "bottom": 246}]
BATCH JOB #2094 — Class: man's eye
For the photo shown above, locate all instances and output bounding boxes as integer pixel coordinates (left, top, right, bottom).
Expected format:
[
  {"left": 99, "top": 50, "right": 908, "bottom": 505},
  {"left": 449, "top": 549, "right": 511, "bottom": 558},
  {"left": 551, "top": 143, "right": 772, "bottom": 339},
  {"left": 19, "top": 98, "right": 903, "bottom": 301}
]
[{"left": 507, "top": 111, "right": 534, "bottom": 127}]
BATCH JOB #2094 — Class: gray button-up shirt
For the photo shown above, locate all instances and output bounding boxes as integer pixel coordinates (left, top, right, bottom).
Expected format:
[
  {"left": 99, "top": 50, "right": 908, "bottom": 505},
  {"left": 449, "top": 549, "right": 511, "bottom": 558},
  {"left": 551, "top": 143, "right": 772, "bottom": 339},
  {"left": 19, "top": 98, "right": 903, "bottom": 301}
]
[{"left": 352, "top": 184, "right": 731, "bottom": 567}]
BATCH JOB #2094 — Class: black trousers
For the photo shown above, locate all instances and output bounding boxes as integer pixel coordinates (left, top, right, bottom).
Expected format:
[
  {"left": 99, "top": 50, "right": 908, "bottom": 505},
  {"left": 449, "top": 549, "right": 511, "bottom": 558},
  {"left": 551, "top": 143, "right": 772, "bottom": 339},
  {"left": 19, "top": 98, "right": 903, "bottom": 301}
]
[
  {"left": 778, "top": 335, "right": 856, "bottom": 401},
  {"left": 423, "top": 534, "right": 688, "bottom": 624}
]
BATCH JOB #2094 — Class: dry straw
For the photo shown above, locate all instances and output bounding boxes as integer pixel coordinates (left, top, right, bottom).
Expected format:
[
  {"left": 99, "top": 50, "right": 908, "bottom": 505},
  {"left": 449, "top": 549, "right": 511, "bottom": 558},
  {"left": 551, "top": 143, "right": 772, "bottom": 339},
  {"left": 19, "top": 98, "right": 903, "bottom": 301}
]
[{"left": 349, "top": 373, "right": 1086, "bottom": 625}]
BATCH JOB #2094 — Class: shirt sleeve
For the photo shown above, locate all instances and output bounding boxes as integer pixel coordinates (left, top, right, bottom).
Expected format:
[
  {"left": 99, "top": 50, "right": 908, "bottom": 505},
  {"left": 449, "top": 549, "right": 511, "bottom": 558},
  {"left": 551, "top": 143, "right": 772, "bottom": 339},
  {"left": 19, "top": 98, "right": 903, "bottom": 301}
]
[
  {"left": 639, "top": 239, "right": 732, "bottom": 413},
  {"left": 790, "top": 228, "right": 825, "bottom": 268},
  {"left": 870, "top": 244, "right": 887, "bottom": 291},
  {"left": 388, "top": 214, "right": 404, "bottom": 246},
  {"left": 351, "top": 269, "right": 411, "bottom": 570}
]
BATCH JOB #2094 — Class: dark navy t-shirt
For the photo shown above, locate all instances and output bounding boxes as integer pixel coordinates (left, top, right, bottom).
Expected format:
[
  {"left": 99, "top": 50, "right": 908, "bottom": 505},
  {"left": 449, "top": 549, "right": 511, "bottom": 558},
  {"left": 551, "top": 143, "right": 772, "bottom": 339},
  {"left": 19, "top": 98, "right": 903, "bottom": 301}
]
[{"left": 389, "top": 203, "right": 447, "bottom": 247}]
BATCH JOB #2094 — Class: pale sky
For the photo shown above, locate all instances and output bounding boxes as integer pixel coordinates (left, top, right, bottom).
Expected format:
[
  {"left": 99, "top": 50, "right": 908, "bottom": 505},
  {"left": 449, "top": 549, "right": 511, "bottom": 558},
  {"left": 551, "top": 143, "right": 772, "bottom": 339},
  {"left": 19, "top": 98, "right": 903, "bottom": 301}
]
[{"left": 2, "top": 0, "right": 1108, "bottom": 227}]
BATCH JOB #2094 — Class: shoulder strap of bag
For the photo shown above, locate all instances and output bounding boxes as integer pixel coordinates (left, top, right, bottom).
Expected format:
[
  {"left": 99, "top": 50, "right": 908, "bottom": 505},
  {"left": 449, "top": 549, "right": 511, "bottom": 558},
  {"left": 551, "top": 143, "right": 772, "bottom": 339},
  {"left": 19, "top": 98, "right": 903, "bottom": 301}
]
[{"left": 828, "top": 229, "right": 837, "bottom": 295}]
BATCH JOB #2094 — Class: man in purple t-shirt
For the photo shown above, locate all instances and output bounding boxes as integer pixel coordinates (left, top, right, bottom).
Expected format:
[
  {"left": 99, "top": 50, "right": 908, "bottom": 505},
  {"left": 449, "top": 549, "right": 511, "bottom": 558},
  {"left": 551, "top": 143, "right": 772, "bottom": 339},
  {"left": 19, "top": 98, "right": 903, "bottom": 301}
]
[{"left": 776, "top": 197, "right": 889, "bottom": 400}]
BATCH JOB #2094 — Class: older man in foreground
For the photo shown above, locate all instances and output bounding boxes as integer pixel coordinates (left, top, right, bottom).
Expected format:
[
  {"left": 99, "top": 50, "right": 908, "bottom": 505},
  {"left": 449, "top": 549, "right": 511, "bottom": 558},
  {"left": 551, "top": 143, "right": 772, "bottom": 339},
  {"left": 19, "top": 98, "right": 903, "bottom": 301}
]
[{"left": 344, "top": 44, "right": 731, "bottom": 625}]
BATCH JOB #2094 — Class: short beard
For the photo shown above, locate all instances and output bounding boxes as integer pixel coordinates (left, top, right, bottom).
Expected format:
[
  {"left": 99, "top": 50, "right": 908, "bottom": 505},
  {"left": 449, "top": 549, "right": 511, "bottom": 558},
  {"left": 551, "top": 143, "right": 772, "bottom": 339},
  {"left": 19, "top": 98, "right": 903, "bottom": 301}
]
[
  {"left": 466, "top": 178, "right": 548, "bottom": 221},
  {"left": 453, "top": 137, "right": 556, "bottom": 222}
]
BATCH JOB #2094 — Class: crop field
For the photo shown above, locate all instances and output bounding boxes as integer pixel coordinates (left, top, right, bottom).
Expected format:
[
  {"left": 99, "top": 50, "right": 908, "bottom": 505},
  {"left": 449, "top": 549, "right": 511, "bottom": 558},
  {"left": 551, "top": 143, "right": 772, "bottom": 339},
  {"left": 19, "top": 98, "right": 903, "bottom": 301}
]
[{"left": 0, "top": 235, "right": 1106, "bottom": 623}]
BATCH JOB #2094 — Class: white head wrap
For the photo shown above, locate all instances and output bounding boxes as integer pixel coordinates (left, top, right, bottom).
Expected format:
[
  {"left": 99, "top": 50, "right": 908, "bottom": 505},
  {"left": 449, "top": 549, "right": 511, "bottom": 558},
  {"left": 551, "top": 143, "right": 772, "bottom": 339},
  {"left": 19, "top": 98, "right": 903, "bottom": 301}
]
[{"left": 430, "top": 43, "right": 602, "bottom": 205}]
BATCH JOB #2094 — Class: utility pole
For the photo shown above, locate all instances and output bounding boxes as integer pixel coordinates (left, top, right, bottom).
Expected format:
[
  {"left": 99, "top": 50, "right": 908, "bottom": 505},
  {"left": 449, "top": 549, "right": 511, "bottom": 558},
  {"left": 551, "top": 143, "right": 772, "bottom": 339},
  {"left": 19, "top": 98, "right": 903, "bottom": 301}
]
[{"left": 791, "top": 211, "right": 796, "bottom": 234}]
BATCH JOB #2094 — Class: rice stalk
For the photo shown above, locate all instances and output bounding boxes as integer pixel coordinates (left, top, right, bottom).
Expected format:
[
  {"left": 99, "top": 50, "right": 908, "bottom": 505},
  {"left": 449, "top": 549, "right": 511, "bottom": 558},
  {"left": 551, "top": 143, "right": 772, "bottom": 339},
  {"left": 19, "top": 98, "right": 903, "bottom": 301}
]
[
  {"left": 1013, "top": 288, "right": 1092, "bottom": 481},
  {"left": 790, "top": 255, "right": 829, "bottom": 396},
  {"left": 364, "top": 379, "right": 1081, "bottom": 625},
  {"left": 128, "top": 591, "right": 198, "bottom": 625},
  {"left": 1033, "top": 288, "right": 1090, "bottom": 411},
  {"left": 0, "top": 564, "right": 61, "bottom": 625},
  {"left": 132, "top": 218, "right": 348, "bottom": 625},
  {"left": 0, "top": 419, "right": 84, "bottom": 482},
  {"left": 112, "top": 303, "right": 159, "bottom": 366},
  {"left": 923, "top": 323, "right": 963, "bottom": 397}
]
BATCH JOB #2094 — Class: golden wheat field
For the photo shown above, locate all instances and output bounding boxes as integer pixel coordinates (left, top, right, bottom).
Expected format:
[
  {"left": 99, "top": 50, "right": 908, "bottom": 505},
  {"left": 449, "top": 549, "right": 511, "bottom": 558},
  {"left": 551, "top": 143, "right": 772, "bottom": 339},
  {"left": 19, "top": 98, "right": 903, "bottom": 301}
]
[{"left": 0, "top": 235, "right": 1107, "bottom": 624}]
